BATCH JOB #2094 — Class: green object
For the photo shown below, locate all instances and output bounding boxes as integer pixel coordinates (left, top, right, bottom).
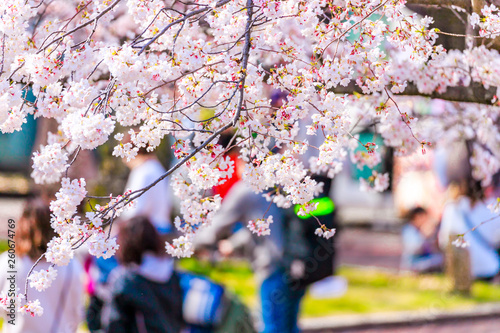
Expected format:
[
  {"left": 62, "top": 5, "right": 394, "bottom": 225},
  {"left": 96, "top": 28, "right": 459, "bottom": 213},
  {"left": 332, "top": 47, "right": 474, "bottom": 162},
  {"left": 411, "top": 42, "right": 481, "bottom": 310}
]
[{"left": 294, "top": 197, "right": 335, "bottom": 219}]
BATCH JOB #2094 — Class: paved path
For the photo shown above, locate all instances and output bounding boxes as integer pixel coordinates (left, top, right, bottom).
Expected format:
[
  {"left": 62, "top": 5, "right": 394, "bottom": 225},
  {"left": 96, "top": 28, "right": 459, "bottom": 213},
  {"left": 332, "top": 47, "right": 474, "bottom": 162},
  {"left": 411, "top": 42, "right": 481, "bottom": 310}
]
[
  {"left": 337, "top": 228, "right": 402, "bottom": 270},
  {"left": 341, "top": 317, "right": 500, "bottom": 333}
]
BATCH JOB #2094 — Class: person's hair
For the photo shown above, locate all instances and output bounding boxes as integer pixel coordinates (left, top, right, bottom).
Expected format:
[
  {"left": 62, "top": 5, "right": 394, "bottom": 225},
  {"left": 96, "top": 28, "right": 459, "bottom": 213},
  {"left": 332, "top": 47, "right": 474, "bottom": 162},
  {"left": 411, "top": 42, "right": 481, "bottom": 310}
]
[
  {"left": 116, "top": 216, "right": 163, "bottom": 265},
  {"left": 492, "top": 172, "right": 500, "bottom": 189},
  {"left": 16, "top": 198, "right": 55, "bottom": 260},
  {"left": 406, "top": 207, "right": 426, "bottom": 222}
]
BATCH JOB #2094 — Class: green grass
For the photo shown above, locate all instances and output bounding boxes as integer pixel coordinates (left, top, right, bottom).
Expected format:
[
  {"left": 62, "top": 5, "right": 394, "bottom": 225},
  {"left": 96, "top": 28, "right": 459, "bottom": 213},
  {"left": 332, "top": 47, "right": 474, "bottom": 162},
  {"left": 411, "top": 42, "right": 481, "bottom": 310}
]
[
  {"left": 2, "top": 241, "right": 498, "bottom": 320},
  {"left": 179, "top": 258, "right": 500, "bottom": 318},
  {"left": 0, "top": 240, "right": 9, "bottom": 253}
]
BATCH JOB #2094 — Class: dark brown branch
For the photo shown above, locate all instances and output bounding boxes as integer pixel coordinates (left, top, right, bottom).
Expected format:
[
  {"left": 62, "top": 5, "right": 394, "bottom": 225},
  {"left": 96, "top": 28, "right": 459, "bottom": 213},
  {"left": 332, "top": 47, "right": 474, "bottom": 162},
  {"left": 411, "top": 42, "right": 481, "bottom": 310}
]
[
  {"left": 234, "top": 0, "right": 254, "bottom": 126},
  {"left": 406, "top": 0, "right": 471, "bottom": 8},
  {"left": 333, "top": 81, "right": 496, "bottom": 105}
]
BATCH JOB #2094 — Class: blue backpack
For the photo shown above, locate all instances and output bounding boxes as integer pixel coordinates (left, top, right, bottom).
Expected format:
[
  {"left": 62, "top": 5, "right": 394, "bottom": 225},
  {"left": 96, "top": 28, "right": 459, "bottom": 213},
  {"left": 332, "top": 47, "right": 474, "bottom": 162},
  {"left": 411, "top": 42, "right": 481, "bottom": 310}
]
[{"left": 178, "top": 272, "right": 227, "bottom": 328}]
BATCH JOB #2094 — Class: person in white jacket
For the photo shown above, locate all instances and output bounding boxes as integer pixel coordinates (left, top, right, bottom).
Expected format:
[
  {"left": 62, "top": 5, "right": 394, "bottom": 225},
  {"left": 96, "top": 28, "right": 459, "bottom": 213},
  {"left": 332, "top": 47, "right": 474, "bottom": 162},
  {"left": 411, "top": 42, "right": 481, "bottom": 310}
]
[
  {"left": 0, "top": 198, "right": 84, "bottom": 333},
  {"left": 120, "top": 148, "right": 173, "bottom": 235}
]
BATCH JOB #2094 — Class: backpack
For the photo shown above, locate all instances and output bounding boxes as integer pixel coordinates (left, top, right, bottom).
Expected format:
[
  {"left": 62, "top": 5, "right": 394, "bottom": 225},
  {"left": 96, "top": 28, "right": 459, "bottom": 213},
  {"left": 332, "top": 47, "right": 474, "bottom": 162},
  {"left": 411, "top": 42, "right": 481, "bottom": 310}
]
[
  {"left": 282, "top": 196, "right": 338, "bottom": 290},
  {"left": 178, "top": 272, "right": 227, "bottom": 328},
  {"left": 178, "top": 272, "right": 256, "bottom": 333}
]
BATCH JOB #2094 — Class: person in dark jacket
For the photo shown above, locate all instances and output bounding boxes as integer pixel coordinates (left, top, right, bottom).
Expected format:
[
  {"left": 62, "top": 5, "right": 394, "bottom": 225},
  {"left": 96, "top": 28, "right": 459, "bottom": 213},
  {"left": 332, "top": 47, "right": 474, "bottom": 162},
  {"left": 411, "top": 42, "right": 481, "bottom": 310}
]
[{"left": 105, "top": 216, "right": 184, "bottom": 333}]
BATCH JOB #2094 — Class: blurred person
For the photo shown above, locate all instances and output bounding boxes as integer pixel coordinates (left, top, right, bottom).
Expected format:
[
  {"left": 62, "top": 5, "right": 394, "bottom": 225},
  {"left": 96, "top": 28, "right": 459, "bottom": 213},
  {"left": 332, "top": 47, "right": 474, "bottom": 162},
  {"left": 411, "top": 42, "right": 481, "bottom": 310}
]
[
  {"left": 0, "top": 198, "right": 84, "bottom": 333},
  {"left": 212, "top": 131, "right": 240, "bottom": 201},
  {"left": 195, "top": 179, "right": 300, "bottom": 333},
  {"left": 400, "top": 207, "right": 443, "bottom": 273},
  {"left": 104, "top": 216, "right": 183, "bottom": 333},
  {"left": 439, "top": 175, "right": 500, "bottom": 280},
  {"left": 86, "top": 145, "right": 174, "bottom": 331},
  {"left": 197, "top": 134, "right": 337, "bottom": 333},
  {"left": 195, "top": 143, "right": 327, "bottom": 333},
  {"left": 120, "top": 146, "right": 173, "bottom": 235}
]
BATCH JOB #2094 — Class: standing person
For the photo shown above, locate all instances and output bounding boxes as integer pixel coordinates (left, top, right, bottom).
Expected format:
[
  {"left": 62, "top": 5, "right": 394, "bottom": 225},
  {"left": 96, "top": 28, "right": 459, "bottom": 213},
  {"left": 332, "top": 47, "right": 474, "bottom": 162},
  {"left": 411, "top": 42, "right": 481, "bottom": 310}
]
[
  {"left": 400, "top": 207, "right": 443, "bottom": 273},
  {"left": 105, "top": 216, "right": 183, "bottom": 333},
  {"left": 195, "top": 177, "right": 304, "bottom": 333},
  {"left": 0, "top": 198, "right": 84, "bottom": 333},
  {"left": 121, "top": 147, "right": 173, "bottom": 235}
]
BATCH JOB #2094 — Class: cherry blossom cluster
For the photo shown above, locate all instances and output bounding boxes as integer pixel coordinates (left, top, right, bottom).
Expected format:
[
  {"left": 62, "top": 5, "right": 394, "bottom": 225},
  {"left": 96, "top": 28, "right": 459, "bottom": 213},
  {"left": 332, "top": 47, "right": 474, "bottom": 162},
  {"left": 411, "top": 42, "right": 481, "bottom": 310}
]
[
  {"left": 315, "top": 225, "right": 336, "bottom": 240},
  {"left": 88, "top": 231, "right": 120, "bottom": 259},
  {"left": 351, "top": 148, "right": 382, "bottom": 170},
  {"left": 50, "top": 178, "right": 87, "bottom": 221},
  {"left": 45, "top": 237, "right": 74, "bottom": 266},
  {"left": 166, "top": 235, "right": 194, "bottom": 258},
  {"left": 470, "top": 4, "right": 500, "bottom": 38},
  {"left": 31, "top": 143, "right": 69, "bottom": 184},
  {"left": 452, "top": 236, "right": 469, "bottom": 249},
  {"left": 27, "top": 267, "right": 58, "bottom": 292},
  {"left": 470, "top": 144, "right": 500, "bottom": 187},
  {"left": 0, "top": 291, "right": 43, "bottom": 317},
  {"left": 360, "top": 171, "right": 390, "bottom": 193},
  {"left": 18, "top": 299, "right": 44, "bottom": 317},
  {"left": 247, "top": 216, "right": 274, "bottom": 236}
]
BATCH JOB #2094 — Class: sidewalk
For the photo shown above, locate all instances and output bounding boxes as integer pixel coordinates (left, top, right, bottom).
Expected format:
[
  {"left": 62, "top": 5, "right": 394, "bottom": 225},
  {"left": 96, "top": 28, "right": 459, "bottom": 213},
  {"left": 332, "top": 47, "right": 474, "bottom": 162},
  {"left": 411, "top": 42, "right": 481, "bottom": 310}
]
[
  {"left": 300, "top": 303, "right": 500, "bottom": 332},
  {"left": 337, "top": 227, "right": 402, "bottom": 270}
]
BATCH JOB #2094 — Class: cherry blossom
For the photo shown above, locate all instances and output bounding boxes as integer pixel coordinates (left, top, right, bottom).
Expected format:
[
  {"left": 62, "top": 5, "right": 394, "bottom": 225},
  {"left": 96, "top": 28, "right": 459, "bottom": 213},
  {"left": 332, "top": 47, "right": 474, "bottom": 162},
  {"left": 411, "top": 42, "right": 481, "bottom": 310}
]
[
  {"left": 315, "top": 225, "right": 336, "bottom": 240},
  {"left": 31, "top": 144, "right": 69, "bottom": 185},
  {"left": 27, "top": 267, "right": 58, "bottom": 292},
  {"left": 165, "top": 235, "right": 194, "bottom": 258},
  {"left": 360, "top": 171, "right": 390, "bottom": 193},
  {"left": 452, "top": 236, "right": 469, "bottom": 249},
  {"left": 45, "top": 237, "right": 74, "bottom": 267},
  {"left": 247, "top": 216, "right": 274, "bottom": 236},
  {"left": 18, "top": 299, "right": 44, "bottom": 317}
]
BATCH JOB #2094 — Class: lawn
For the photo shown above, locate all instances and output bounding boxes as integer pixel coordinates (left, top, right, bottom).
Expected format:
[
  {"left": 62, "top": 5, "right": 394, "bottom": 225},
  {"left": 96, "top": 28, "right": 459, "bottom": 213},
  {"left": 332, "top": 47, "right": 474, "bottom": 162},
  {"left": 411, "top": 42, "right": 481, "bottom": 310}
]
[{"left": 179, "top": 258, "right": 500, "bottom": 318}]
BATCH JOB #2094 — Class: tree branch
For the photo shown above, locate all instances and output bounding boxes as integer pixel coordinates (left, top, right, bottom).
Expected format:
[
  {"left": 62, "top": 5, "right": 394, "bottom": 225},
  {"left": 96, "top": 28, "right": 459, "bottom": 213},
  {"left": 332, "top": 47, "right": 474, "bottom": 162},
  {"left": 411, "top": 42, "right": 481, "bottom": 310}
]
[
  {"left": 406, "top": 0, "right": 471, "bottom": 8},
  {"left": 137, "top": 0, "right": 232, "bottom": 55},
  {"left": 333, "top": 81, "right": 496, "bottom": 105},
  {"left": 37, "top": 0, "right": 122, "bottom": 53},
  {"left": 234, "top": 0, "right": 254, "bottom": 126}
]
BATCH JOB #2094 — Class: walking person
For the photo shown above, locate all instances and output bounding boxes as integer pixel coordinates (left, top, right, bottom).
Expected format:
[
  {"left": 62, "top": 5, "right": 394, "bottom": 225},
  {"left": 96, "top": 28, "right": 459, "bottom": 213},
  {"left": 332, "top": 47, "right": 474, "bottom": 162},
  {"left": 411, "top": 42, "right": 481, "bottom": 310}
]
[{"left": 195, "top": 176, "right": 307, "bottom": 333}]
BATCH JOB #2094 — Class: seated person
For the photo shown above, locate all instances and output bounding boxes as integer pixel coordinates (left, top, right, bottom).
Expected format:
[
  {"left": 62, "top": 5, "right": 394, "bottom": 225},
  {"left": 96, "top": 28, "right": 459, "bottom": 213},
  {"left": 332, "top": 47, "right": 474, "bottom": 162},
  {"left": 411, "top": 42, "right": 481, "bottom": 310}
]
[
  {"left": 400, "top": 207, "right": 443, "bottom": 273},
  {"left": 438, "top": 177, "right": 500, "bottom": 281}
]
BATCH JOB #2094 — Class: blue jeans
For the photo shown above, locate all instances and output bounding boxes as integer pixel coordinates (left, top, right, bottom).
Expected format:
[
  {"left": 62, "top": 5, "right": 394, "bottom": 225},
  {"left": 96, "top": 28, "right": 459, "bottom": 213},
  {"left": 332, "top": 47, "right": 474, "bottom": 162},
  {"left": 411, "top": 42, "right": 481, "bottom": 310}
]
[{"left": 260, "top": 269, "right": 306, "bottom": 333}]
